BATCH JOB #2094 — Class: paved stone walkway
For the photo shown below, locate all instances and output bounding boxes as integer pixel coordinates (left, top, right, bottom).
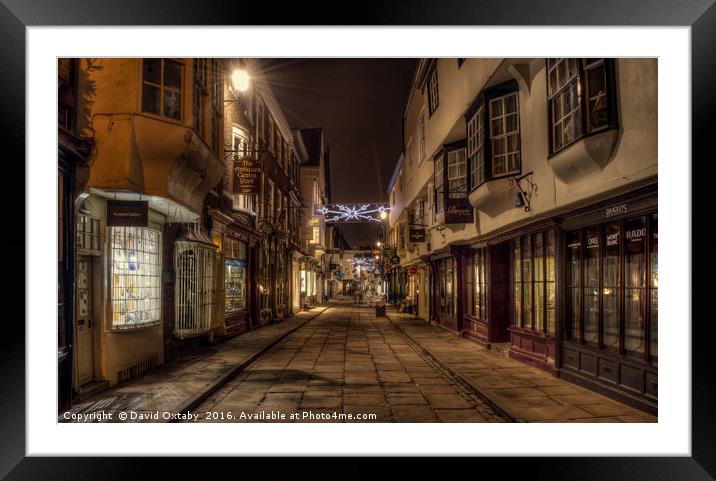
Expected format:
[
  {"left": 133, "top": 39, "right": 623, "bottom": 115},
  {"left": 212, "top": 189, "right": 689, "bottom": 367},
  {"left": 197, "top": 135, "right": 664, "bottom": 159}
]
[
  {"left": 59, "top": 298, "right": 656, "bottom": 423},
  {"left": 59, "top": 306, "right": 328, "bottom": 423},
  {"left": 193, "top": 299, "right": 506, "bottom": 422},
  {"left": 385, "top": 308, "right": 657, "bottom": 423}
]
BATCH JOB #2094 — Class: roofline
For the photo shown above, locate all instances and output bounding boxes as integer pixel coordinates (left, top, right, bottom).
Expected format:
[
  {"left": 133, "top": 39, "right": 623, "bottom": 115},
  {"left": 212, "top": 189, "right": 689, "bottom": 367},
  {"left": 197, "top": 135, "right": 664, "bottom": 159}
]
[{"left": 387, "top": 153, "right": 404, "bottom": 195}]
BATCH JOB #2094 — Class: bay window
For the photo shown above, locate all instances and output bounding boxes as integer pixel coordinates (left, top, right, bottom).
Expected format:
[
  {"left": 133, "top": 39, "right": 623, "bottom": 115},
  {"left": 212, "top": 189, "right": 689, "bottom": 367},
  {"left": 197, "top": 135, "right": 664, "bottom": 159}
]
[
  {"left": 142, "top": 58, "right": 183, "bottom": 121},
  {"left": 465, "top": 81, "right": 521, "bottom": 192},
  {"left": 110, "top": 227, "right": 161, "bottom": 329},
  {"left": 566, "top": 213, "right": 657, "bottom": 362},
  {"left": 547, "top": 58, "right": 617, "bottom": 155},
  {"left": 511, "top": 230, "right": 556, "bottom": 333}
]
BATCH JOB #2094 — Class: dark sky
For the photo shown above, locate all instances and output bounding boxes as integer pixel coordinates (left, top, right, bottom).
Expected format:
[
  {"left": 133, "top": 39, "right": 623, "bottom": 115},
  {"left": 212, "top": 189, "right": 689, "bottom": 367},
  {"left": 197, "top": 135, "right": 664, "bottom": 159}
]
[{"left": 260, "top": 58, "right": 417, "bottom": 248}]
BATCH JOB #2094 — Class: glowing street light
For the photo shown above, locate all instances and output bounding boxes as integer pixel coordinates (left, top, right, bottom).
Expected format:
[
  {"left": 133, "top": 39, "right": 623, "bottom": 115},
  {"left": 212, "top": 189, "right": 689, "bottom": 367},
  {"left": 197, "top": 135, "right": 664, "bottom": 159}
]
[
  {"left": 380, "top": 210, "right": 388, "bottom": 220},
  {"left": 231, "top": 69, "right": 251, "bottom": 92},
  {"left": 376, "top": 241, "right": 382, "bottom": 247}
]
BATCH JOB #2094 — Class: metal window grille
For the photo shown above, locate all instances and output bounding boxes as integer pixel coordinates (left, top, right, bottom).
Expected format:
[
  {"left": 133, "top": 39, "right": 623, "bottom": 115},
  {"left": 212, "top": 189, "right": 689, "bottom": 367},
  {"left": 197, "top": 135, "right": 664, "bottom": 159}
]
[
  {"left": 110, "top": 227, "right": 161, "bottom": 329},
  {"left": 175, "top": 240, "right": 217, "bottom": 339}
]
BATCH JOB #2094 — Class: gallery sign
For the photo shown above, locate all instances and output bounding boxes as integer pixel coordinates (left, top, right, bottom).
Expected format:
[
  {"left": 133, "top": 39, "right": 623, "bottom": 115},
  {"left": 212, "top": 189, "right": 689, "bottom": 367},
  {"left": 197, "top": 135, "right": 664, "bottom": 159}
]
[
  {"left": 233, "top": 156, "right": 262, "bottom": 195},
  {"left": 445, "top": 196, "right": 473, "bottom": 224},
  {"left": 409, "top": 227, "right": 426, "bottom": 243},
  {"left": 107, "top": 200, "right": 148, "bottom": 227}
]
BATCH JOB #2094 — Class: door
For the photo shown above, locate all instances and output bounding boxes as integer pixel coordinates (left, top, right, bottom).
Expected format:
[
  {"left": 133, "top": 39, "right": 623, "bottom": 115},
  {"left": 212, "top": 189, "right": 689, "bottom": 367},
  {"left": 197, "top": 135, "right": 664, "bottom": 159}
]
[{"left": 76, "top": 256, "right": 94, "bottom": 385}]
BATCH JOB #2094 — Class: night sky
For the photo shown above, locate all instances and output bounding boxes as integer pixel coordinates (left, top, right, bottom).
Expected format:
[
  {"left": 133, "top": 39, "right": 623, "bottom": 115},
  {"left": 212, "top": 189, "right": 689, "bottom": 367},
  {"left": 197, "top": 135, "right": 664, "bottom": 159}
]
[{"left": 260, "top": 58, "right": 418, "bottom": 248}]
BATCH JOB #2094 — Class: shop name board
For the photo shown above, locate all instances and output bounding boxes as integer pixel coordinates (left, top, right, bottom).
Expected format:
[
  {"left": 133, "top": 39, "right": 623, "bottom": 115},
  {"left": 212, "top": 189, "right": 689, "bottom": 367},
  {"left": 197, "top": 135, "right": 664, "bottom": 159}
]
[
  {"left": 605, "top": 203, "right": 628, "bottom": 218},
  {"left": 107, "top": 200, "right": 148, "bottom": 227},
  {"left": 233, "top": 156, "right": 262, "bottom": 195},
  {"left": 445, "top": 197, "right": 473, "bottom": 224},
  {"left": 233, "top": 210, "right": 255, "bottom": 230},
  {"left": 626, "top": 228, "right": 645, "bottom": 241},
  {"left": 409, "top": 228, "right": 426, "bottom": 243}
]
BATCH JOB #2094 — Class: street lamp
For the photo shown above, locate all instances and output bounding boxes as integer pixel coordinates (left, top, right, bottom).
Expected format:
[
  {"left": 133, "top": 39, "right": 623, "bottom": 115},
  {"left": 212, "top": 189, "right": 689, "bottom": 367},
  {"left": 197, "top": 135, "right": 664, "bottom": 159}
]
[
  {"left": 231, "top": 69, "right": 251, "bottom": 93},
  {"left": 376, "top": 241, "right": 382, "bottom": 248},
  {"left": 380, "top": 210, "right": 387, "bottom": 220}
]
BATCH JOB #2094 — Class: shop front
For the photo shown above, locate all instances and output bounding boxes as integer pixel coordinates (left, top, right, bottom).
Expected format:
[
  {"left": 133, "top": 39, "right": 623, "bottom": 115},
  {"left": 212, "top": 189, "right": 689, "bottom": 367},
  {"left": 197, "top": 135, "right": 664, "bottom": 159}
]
[
  {"left": 507, "top": 225, "right": 558, "bottom": 371},
  {"left": 558, "top": 186, "right": 657, "bottom": 414},
  {"left": 430, "top": 249, "right": 463, "bottom": 332},
  {"left": 462, "top": 242, "right": 511, "bottom": 348}
]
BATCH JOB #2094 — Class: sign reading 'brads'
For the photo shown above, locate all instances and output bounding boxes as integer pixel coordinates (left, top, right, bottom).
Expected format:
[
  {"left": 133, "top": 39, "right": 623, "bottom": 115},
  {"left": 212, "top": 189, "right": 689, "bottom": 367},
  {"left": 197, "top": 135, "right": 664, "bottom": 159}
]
[
  {"left": 233, "top": 156, "right": 262, "bottom": 195},
  {"left": 107, "top": 200, "right": 148, "bottom": 227}
]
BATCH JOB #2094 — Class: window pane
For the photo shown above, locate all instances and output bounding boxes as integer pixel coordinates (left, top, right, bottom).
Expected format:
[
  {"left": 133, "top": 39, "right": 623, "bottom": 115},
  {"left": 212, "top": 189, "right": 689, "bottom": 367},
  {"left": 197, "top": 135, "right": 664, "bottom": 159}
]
[
  {"left": 164, "top": 60, "right": 183, "bottom": 89},
  {"left": 584, "top": 227, "right": 599, "bottom": 346},
  {"left": 586, "top": 62, "right": 608, "bottom": 131},
  {"left": 142, "top": 84, "right": 160, "bottom": 114},
  {"left": 625, "top": 217, "right": 647, "bottom": 356},
  {"left": 143, "top": 58, "right": 161, "bottom": 84},
  {"left": 513, "top": 239, "right": 521, "bottom": 326},
  {"left": 567, "top": 231, "right": 581, "bottom": 340},
  {"left": 521, "top": 236, "right": 532, "bottom": 327},
  {"left": 163, "top": 88, "right": 181, "bottom": 120},
  {"left": 547, "top": 282, "right": 556, "bottom": 333},
  {"left": 603, "top": 222, "right": 620, "bottom": 350}
]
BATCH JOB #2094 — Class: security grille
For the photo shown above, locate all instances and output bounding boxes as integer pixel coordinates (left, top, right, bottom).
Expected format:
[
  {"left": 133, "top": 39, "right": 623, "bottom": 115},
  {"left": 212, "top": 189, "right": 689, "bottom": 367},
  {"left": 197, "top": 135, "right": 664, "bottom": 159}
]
[
  {"left": 174, "top": 238, "right": 218, "bottom": 339},
  {"left": 110, "top": 227, "right": 161, "bottom": 329}
]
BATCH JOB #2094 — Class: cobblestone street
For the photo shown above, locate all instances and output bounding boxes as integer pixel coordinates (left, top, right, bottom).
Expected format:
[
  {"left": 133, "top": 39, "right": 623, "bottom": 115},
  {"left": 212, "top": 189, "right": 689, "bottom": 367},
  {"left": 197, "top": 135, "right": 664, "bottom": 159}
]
[{"left": 193, "top": 298, "right": 506, "bottom": 422}]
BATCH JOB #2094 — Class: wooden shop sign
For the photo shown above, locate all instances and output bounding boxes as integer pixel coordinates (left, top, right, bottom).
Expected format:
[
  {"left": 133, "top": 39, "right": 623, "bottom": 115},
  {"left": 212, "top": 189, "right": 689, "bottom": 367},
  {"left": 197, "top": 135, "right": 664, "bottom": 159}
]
[
  {"left": 106, "top": 200, "right": 148, "bottom": 227},
  {"left": 445, "top": 196, "right": 473, "bottom": 224},
  {"left": 233, "top": 156, "right": 262, "bottom": 195},
  {"left": 409, "top": 227, "right": 426, "bottom": 243}
]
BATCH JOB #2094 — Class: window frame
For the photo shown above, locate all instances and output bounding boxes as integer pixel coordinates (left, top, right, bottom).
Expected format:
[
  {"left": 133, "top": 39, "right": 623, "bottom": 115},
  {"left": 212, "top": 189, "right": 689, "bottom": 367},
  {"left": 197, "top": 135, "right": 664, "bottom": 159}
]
[
  {"left": 511, "top": 229, "right": 557, "bottom": 335},
  {"left": 427, "top": 65, "right": 440, "bottom": 116},
  {"left": 465, "top": 80, "right": 522, "bottom": 192},
  {"left": 546, "top": 58, "right": 619, "bottom": 156},
  {"left": 141, "top": 58, "right": 184, "bottom": 122}
]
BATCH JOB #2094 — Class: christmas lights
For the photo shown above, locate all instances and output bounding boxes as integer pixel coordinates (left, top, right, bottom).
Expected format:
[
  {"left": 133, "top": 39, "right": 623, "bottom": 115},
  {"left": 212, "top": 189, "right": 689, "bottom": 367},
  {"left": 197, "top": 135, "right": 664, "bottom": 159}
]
[{"left": 313, "top": 204, "right": 389, "bottom": 223}]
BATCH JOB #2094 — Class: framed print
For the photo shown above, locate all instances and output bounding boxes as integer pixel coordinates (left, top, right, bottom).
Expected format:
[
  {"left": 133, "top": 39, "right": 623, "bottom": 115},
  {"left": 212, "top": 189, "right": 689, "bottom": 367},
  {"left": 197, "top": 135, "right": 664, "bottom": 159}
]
[{"left": 3, "top": 0, "right": 715, "bottom": 478}]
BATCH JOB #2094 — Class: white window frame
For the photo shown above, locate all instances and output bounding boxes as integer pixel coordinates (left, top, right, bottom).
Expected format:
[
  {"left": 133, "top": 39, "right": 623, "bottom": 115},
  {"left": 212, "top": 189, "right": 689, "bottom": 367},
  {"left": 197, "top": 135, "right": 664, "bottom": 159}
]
[
  {"left": 468, "top": 104, "right": 485, "bottom": 190},
  {"left": 447, "top": 148, "right": 467, "bottom": 199},
  {"left": 489, "top": 92, "right": 521, "bottom": 177}
]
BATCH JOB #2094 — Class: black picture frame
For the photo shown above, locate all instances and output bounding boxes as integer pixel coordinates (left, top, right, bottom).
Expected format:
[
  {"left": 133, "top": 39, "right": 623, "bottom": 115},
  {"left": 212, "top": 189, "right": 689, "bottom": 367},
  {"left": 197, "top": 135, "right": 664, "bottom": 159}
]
[{"left": 2, "top": 0, "right": 714, "bottom": 478}]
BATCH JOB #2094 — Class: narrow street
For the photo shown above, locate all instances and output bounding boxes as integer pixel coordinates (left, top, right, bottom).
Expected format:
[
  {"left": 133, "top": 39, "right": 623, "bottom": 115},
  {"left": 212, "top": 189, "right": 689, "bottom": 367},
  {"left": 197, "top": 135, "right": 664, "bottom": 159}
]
[{"left": 192, "top": 297, "right": 506, "bottom": 422}]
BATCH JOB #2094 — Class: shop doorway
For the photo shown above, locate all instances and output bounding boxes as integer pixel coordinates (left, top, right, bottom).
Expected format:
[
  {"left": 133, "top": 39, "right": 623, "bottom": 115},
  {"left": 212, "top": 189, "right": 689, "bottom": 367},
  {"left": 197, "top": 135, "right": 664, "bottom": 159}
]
[{"left": 75, "top": 256, "right": 96, "bottom": 386}]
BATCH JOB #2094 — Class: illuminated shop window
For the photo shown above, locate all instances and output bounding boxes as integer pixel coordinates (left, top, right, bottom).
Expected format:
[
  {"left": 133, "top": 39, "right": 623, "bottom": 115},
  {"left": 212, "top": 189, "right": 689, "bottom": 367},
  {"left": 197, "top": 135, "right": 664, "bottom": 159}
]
[
  {"left": 110, "top": 227, "right": 161, "bottom": 329},
  {"left": 511, "top": 230, "right": 556, "bottom": 333},
  {"left": 224, "top": 237, "right": 247, "bottom": 314},
  {"left": 566, "top": 214, "right": 657, "bottom": 361}
]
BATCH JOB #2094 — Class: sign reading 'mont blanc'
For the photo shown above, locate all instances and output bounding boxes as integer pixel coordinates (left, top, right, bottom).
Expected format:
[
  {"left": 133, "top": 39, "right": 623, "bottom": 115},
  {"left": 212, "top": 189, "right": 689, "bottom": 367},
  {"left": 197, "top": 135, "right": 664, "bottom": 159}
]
[{"left": 233, "top": 156, "right": 262, "bottom": 195}]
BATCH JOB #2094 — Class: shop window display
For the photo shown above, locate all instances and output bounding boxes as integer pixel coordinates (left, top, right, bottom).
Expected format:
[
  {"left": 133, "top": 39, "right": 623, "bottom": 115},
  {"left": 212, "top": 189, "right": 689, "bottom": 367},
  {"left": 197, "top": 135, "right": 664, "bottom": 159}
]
[
  {"left": 110, "top": 226, "right": 161, "bottom": 329},
  {"left": 511, "top": 230, "right": 556, "bottom": 333},
  {"left": 224, "top": 237, "right": 247, "bottom": 314},
  {"left": 566, "top": 213, "right": 657, "bottom": 360}
]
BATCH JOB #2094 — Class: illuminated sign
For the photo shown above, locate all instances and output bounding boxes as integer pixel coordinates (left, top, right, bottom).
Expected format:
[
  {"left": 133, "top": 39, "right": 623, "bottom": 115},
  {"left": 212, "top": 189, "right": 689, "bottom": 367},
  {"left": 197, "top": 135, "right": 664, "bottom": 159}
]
[{"left": 314, "top": 204, "right": 389, "bottom": 223}]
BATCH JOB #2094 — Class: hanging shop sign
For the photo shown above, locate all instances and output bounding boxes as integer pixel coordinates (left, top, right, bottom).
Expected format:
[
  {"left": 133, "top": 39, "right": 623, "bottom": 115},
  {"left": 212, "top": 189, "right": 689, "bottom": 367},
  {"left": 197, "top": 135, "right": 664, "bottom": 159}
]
[
  {"left": 106, "top": 200, "right": 148, "bottom": 227},
  {"left": 408, "top": 265, "right": 418, "bottom": 276},
  {"left": 391, "top": 255, "right": 401, "bottom": 265},
  {"left": 233, "top": 156, "right": 262, "bottom": 195},
  {"left": 409, "top": 227, "right": 426, "bottom": 243},
  {"left": 445, "top": 196, "right": 473, "bottom": 224}
]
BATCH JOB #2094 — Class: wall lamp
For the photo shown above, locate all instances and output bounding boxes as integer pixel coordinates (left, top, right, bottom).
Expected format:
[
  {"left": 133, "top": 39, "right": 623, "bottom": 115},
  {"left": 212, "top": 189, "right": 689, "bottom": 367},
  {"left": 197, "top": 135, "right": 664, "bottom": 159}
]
[{"left": 510, "top": 171, "right": 536, "bottom": 212}]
